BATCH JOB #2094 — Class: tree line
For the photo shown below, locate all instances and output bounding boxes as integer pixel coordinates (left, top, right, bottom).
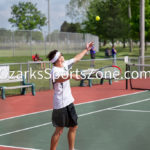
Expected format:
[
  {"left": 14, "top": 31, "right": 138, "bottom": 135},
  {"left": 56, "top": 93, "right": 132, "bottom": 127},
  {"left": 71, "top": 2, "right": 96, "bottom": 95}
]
[
  {"left": 66, "top": 0, "right": 150, "bottom": 51},
  {"left": 6, "top": 0, "right": 150, "bottom": 51}
]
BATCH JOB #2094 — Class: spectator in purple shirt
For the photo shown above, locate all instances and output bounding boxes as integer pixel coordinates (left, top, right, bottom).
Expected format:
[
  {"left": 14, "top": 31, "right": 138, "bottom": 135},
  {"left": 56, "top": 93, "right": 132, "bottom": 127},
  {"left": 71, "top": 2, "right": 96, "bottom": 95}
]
[
  {"left": 111, "top": 46, "right": 117, "bottom": 65},
  {"left": 90, "top": 46, "right": 96, "bottom": 67}
]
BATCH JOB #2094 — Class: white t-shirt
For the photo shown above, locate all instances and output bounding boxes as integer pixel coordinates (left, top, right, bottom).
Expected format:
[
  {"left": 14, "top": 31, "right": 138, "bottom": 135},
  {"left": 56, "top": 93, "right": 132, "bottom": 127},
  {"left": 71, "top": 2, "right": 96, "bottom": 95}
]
[{"left": 51, "top": 58, "right": 75, "bottom": 109}]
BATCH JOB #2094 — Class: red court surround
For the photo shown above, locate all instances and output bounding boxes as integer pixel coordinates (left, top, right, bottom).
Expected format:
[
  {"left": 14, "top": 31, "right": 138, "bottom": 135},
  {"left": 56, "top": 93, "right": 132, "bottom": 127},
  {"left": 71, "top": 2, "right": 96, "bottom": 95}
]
[{"left": 0, "top": 80, "right": 139, "bottom": 120}]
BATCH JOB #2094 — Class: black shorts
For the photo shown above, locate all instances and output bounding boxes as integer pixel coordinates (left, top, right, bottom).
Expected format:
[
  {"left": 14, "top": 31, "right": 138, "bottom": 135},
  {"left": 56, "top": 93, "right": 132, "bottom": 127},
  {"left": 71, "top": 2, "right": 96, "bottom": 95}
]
[
  {"left": 52, "top": 103, "right": 78, "bottom": 127},
  {"left": 90, "top": 53, "right": 95, "bottom": 59}
]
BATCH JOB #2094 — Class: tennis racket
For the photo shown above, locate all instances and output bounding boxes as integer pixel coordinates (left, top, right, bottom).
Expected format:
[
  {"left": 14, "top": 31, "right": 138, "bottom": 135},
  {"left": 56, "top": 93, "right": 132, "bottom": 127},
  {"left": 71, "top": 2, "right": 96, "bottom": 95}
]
[
  {"left": 80, "top": 65, "right": 121, "bottom": 80},
  {"left": 97, "top": 65, "right": 121, "bottom": 79},
  {"left": 80, "top": 68, "right": 99, "bottom": 79}
]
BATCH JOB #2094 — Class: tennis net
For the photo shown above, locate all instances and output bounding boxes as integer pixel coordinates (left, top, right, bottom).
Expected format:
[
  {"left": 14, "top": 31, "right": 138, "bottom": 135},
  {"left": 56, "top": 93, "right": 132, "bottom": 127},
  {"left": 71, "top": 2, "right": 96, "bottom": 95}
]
[{"left": 126, "top": 63, "right": 150, "bottom": 90}]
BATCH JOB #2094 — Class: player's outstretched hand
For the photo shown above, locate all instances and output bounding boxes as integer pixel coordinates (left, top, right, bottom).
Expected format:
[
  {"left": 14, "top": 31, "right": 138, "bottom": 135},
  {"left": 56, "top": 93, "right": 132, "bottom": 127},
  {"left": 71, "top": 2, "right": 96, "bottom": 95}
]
[{"left": 86, "top": 42, "right": 94, "bottom": 51}]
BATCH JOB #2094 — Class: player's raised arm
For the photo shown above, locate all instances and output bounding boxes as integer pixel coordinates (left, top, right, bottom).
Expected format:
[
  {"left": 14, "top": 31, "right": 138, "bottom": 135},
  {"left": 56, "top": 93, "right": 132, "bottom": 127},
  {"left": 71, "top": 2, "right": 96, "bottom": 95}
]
[{"left": 74, "top": 42, "right": 94, "bottom": 63}]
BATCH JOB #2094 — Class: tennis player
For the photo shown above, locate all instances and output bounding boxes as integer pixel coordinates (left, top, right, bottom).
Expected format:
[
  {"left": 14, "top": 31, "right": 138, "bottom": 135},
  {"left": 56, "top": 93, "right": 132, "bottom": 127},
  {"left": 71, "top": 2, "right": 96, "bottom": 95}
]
[{"left": 47, "top": 42, "right": 93, "bottom": 150}]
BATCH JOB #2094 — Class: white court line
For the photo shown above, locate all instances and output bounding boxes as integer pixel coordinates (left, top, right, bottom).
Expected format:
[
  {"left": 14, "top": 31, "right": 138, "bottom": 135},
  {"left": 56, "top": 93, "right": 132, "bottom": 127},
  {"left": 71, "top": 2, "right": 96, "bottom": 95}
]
[
  {"left": 110, "top": 108, "right": 150, "bottom": 113},
  {"left": 78, "top": 98, "right": 150, "bottom": 117},
  {"left": 0, "top": 144, "right": 40, "bottom": 150},
  {"left": 0, "top": 122, "right": 52, "bottom": 137},
  {"left": 0, "top": 109, "right": 52, "bottom": 122},
  {"left": 0, "top": 97, "right": 150, "bottom": 137},
  {"left": 0, "top": 90, "right": 147, "bottom": 122}
]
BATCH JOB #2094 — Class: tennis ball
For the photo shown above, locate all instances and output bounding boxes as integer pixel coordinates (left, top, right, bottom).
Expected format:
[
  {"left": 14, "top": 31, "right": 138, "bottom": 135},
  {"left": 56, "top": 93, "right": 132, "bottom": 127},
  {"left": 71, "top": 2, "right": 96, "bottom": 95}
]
[{"left": 96, "top": 16, "right": 100, "bottom": 21}]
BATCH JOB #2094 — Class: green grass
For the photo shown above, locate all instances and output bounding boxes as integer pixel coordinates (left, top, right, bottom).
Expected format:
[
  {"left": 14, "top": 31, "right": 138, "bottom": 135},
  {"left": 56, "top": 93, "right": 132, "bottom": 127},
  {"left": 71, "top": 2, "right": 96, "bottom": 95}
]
[
  {"left": 98, "top": 46, "right": 150, "bottom": 58},
  {"left": 0, "top": 45, "right": 150, "bottom": 64}
]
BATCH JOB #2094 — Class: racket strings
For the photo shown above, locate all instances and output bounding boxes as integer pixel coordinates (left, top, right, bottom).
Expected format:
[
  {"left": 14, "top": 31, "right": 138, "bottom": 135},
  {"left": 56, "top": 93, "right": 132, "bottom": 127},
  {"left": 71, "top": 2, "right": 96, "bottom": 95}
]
[
  {"left": 80, "top": 66, "right": 121, "bottom": 80},
  {"left": 99, "top": 67, "right": 121, "bottom": 79}
]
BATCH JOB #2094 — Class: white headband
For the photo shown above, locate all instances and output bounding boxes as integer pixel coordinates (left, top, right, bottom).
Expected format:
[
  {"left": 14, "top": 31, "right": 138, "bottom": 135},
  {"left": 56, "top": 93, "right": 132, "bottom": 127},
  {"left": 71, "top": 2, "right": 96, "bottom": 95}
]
[{"left": 51, "top": 52, "right": 61, "bottom": 63}]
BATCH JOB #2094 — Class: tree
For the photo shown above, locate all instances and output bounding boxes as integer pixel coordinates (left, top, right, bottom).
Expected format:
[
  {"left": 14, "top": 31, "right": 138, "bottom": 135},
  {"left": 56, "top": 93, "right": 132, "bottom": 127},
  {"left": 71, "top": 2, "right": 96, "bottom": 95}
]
[
  {"left": 60, "top": 21, "right": 81, "bottom": 32},
  {"left": 128, "top": 0, "right": 133, "bottom": 52},
  {"left": 8, "top": 2, "right": 47, "bottom": 30},
  {"left": 82, "top": 0, "right": 129, "bottom": 46},
  {"left": 130, "top": 0, "right": 150, "bottom": 51},
  {"left": 130, "top": 0, "right": 140, "bottom": 41},
  {"left": 145, "top": 0, "right": 150, "bottom": 50},
  {"left": 66, "top": 0, "right": 92, "bottom": 22},
  {"left": 60, "top": 21, "right": 70, "bottom": 32}
]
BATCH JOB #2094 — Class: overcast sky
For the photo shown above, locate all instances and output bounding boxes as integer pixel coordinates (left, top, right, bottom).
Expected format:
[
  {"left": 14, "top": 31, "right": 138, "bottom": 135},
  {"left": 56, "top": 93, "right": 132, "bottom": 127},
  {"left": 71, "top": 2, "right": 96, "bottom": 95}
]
[{"left": 0, "top": 0, "right": 71, "bottom": 32}]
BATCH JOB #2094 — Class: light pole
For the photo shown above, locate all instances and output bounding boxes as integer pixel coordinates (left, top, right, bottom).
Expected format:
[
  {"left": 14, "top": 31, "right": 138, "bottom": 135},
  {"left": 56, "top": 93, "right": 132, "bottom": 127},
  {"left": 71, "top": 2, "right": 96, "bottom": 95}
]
[
  {"left": 128, "top": 0, "right": 133, "bottom": 52},
  {"left": 48, "top": 0, "right": 50, "bottom": 35},
  {"left": 140, "top": 0, "right": 145, "bottom": 65}
]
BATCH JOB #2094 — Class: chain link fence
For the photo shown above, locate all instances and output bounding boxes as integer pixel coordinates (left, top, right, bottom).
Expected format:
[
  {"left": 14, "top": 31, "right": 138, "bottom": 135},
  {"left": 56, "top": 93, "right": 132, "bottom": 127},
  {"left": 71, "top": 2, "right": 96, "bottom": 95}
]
[{"left": 0, "top": 29, "right": 99, "bottom": 57}]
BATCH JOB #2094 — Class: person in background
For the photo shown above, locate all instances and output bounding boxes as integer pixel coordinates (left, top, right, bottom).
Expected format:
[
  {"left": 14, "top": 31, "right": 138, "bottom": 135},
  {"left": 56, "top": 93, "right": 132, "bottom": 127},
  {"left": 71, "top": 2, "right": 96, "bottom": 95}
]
[
  {"left": 105, "top": 48, "right": 111, "bottom": 58},
  {"left": 90, "top": 45, "right": 96, "bottom": 67},
  {"left": 32, "top": 53, "right": 46, "bottom": 69},
  {"left": 111, "top": 46, "right": 117, "bottom": 65}
]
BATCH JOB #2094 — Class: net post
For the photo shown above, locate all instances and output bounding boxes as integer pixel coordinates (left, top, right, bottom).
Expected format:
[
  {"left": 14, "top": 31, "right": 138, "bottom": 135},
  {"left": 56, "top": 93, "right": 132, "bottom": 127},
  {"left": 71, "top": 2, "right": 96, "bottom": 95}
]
[{"left": 126, "top": 64, "right": 129, "bottom": 90}]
